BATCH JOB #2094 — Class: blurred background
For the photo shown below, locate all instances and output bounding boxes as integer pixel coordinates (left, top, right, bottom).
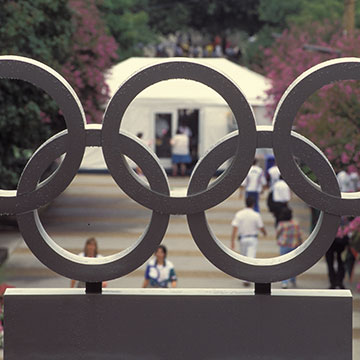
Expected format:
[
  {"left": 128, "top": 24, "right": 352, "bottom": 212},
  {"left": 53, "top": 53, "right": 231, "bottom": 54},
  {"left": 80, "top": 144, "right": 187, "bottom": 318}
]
[{"left": 0, "top": 0, "right": 360, "bottom": 355}]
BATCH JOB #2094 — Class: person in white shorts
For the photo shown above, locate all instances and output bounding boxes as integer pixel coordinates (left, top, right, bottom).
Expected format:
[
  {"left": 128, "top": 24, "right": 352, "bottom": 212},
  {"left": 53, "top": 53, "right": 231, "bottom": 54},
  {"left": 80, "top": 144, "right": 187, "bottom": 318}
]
[{"left": 231, "top": 196, "right": 267, "bottom": 259}]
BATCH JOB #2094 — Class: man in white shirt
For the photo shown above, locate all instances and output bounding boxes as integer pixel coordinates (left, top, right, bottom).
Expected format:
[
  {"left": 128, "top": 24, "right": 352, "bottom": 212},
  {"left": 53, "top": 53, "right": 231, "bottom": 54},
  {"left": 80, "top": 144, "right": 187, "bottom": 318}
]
[
  {"left": 231, "top": 196, "right": 267, "bottom": 259},
  {"left": 272, "top": 177, "right": 291, "bottom": 226},
  {"left": 268, "top": 164, "right": 281, "bottom": 190},
  {"left": 240, "top": 159, "right": 267, "bottom": 212},
  {"left": 273, "top": 178, "right": 291, "bottom": 202}
]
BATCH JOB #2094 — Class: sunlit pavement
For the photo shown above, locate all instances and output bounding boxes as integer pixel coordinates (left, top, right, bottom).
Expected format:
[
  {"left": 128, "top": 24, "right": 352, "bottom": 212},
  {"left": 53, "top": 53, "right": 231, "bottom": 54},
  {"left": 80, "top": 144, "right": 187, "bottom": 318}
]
[{"left": 1, "top": 173, "right": 359, "bottom": 358}]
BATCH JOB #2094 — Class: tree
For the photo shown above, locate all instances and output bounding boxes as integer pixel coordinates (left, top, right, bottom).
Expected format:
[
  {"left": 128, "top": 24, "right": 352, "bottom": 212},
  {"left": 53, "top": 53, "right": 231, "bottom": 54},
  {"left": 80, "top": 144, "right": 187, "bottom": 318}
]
[
  {"left": 258, "top": 0, "right": 345, "bottom": 29},
  {"left": 146, "top": 0, "right": 190, "bottom": 36},
  {"left": 185, "top": 0, "right": 263, "bottom": 37},
  {"left": 246, "top": 0, "right": 359, "bottom": 69},
  {"left": 0, "top": 0, "right": 118, "bottom": 190},
  {"left": 98, "top": 0, "right": 154, "bottom": 61},
  {"left": 264, "top": 22, "right": 360, "bottom": 173},
  {"left": 62, "top": 0, "right": 118, "bottom": 124},
  {"left": 264, "top": 21, "right": 360, "bottom": 237},
  {"left": 146, "top": 0, "right": 263, "bottom": 45},
  {"left": 0, "top": 1, "right": 73, "bottom": 189}
]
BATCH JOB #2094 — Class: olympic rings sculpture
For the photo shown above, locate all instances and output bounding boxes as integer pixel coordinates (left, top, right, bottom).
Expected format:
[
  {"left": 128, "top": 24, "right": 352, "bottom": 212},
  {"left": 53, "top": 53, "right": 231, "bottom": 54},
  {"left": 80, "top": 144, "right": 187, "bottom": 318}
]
[{"left": 0, "top": 55, "right": 359, "bottom": 284}]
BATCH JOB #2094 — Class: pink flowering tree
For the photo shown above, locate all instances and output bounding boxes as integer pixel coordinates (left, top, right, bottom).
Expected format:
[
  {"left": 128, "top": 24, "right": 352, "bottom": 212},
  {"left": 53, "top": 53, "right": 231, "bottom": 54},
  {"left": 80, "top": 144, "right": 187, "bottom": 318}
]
[
  {"left": 264, "top": 22, "right": 360, "bottom": 235},
  {"left": 264, "top": 22, "right": 360, "bottom": 172},
  {"left": 62, "top": 0, "right": 118, "bottom": 124}
]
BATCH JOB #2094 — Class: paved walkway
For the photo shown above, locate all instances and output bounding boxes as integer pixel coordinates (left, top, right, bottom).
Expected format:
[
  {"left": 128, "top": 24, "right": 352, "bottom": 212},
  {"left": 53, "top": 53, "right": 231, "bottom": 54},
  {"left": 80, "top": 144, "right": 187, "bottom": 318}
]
[{"left": 1, "top": 173, "right": 359, "bottom": 357}]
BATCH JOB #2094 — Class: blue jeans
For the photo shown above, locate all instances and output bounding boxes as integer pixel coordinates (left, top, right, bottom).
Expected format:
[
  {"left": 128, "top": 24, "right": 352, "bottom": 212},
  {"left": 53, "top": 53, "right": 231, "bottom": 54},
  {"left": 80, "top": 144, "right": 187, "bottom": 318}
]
[
  {"left": 280, "top": 246, "right": 296, "bottom": 285},
  {"left": 245, "top": 191, "right": 259, "bottom": 212}
]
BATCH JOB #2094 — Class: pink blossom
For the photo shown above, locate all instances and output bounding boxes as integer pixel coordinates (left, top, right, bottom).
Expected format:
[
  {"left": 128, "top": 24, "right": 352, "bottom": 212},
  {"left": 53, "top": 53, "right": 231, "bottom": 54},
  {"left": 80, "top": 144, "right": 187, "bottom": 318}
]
[
  {"left": 61, "top": 0, "right": 118, "bottom": 124},
  {"left": 264, "top": 21, "right": 360, "bottom": 174}
]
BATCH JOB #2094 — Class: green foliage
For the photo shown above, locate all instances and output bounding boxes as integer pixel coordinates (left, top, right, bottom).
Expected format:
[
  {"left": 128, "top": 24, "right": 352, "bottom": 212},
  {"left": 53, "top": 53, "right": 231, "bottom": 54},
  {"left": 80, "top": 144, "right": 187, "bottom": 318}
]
[
  {"left": 187, "top": 0, "right": 262, "bottom": 36},
  {"left": 0, "top": 1, "right": 73, "bottom": 65},
  {"left": 264, "top": 22, "right": 360, "bottom": 173},
  {"left": 63, "top": 0, "right": 118, "bottom": 123},
  {"left": 258, "top": 0, "right": 348, "bottom": 30},
  {"left": 146, "top": 0, "right": 190, "bottom": 36},
  {"left": 286, "top": 0, "right": 345, "bottom": 27},
  {"left": 146, "top": 0, "right": 262, "bottom": 37},
  {"left": 258, "top": 0, "right": 301, "bottom": 29},
  {"left": 99, "top": 0, "right": 154, "bottom": 60},
  {"left": 0, "top": 1, "right": 73, "bottom": 189},
  {"left": 247, "top": 0, "right": 359, "bottom": 69}
]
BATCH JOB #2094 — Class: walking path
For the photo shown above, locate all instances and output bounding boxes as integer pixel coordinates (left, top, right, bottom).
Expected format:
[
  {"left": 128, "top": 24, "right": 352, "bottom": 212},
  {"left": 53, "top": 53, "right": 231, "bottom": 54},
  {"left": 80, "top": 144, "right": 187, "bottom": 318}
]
[{"left": 1, "top": 173, "right": 359, "bottom": 357}]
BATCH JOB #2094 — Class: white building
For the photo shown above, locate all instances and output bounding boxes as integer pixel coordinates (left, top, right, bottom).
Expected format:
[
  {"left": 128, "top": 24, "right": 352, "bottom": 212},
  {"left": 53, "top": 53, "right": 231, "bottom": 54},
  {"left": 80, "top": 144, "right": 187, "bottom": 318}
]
[{"left": 81, "top": 57, "right": 271, "bottom": 172}]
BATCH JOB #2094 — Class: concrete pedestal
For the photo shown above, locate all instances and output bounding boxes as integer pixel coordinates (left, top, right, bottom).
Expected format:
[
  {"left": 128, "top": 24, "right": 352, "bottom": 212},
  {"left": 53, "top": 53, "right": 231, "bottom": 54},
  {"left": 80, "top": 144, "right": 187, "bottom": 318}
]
[{"left": 4, "top": 288, "right": 352, "bottom": 360}]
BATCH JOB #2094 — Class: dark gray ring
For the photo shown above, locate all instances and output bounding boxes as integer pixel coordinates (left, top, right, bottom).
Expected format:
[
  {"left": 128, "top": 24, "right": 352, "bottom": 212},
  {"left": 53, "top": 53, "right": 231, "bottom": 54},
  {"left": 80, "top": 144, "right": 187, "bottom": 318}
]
[
  {"left": 102, "top": 60, "right": 257, "bottom": 215},
  {"left": 16, "top": 126, "right": 170, "bottom": 282},
  {"left": 0, "top": 56, "right": 86, "bottom": 215},
  {"left": 273, "top": 58, "right": 360, "bottom": 216},
  {"left": 187, "top": 126, "right": 340, "bottom": 283}
]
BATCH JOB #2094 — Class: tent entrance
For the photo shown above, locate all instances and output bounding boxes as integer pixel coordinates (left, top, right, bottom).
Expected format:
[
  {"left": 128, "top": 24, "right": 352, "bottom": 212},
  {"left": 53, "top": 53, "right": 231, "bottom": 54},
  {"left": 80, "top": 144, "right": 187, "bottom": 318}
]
[
  {"left": 178, "top": 109, "right": 199, "bottom": 169},
  {"left": 155, "top": 113, "right": 172, "bottom": 159},
  {"left": 154, "top": 109, "right": 199, "bottom": 172}
]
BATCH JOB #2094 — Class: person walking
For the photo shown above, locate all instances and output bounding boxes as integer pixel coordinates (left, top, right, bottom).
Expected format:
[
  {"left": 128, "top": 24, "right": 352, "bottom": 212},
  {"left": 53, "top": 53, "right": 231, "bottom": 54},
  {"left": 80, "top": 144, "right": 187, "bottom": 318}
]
[
  {"left": 276, "top": 207, "right": 302, "bottom": 288},
  {"left": 231, "top": 196, "right": 267, "bottom": 257},
  {"left": 266, "top": 163, "right": 280, "bottom": 214},
  {"left": 231, "top": 197, "right": 267, "bottom": 285},
  {"left": 240, "top": 159, "right": 266, "bottom": 212},
  {"left": 326, "top": 217, "right": 349, "bottom": 289},
  {"left": 142, "top": 245, "right": 177, "bottom": 288},
  {"left": 272, "top": 176, "right": 291, "bottom": 226}
]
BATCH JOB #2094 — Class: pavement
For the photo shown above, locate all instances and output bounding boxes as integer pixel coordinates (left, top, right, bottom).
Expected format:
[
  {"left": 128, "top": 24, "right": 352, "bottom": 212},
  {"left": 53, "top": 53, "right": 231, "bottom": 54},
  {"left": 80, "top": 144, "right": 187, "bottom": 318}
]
[{"left": 1, "top": 173, "right": 359, "bottom": 358}]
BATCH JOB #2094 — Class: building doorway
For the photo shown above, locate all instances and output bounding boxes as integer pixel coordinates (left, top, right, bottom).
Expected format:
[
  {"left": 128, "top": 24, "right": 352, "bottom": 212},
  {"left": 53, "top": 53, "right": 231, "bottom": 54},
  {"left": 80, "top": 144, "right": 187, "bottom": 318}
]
[
  {"left": 177, "top": 109, "right": 199, "bottom": 171},
  {"left": 155, "top": 112, "right": 172, "bottom": 159}
]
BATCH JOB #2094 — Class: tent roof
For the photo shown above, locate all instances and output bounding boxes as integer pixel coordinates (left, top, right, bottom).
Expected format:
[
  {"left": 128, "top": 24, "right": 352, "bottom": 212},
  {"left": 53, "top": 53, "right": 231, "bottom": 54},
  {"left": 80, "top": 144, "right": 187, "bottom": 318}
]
[{"left": 106, "top": 57, "right": 270, "bottom": 106}]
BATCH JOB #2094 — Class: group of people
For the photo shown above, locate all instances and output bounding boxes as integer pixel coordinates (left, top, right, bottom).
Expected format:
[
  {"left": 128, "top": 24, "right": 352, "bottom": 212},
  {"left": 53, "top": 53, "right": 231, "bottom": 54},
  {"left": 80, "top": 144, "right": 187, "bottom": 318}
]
[
  {"left": 74, "top": 163, "right": 360, "bottom": 291},
  {"left": 234, "top": 159, "right": 302, "bottom": 288},
  {"left": 70, "top": 238, "right": 177, "bottom": 289},
  {"left": 324, "top": 168, "right": 360, "bottom": 290},
  {"left": 239, "top": 159, "right": 291, "bottom": 224},
  {"left": 235, "top": 160, "right": 360, "bottom": 290},
  {"left": 135, "top": 124, "right": 193, "bottom": 177},
  {"left": 155, "top": 33, "right": 241, "bottom": 61}
]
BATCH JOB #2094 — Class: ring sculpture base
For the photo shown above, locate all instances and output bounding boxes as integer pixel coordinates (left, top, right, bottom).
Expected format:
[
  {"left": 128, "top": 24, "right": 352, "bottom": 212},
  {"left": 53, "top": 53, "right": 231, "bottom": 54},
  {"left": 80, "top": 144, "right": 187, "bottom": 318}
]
[{"left": 4, "top": 288, "right": 352, "bottom": 360}]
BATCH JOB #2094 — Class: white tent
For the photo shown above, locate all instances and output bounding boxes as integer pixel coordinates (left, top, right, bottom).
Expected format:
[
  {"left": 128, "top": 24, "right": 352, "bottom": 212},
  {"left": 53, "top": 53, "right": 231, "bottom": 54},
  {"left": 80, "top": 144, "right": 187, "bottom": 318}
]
[{"left": 80, "top": 57, "right": 271, "bottom": 172}]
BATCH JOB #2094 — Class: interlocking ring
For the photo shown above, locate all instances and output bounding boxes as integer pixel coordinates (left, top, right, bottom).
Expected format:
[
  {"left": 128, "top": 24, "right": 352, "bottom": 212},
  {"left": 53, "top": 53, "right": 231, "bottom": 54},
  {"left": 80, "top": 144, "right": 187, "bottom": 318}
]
[
  {"left": 273, "top": 57, "right": 360, "bottom": 215},
  {"left": 0, "top": 56, "right": 359, "bottom": 283},
  {"left": 16, "top": 126, "right": 170, "bottom": 282},
  {"left": 102, "top": 60, "right": 257, "bottom": 214},
  {"left": 187, "top": 127, "right": 340, "bottom": 283},
  {"left": 0, "top": 56, "right": 86, "bottom": 215}
]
